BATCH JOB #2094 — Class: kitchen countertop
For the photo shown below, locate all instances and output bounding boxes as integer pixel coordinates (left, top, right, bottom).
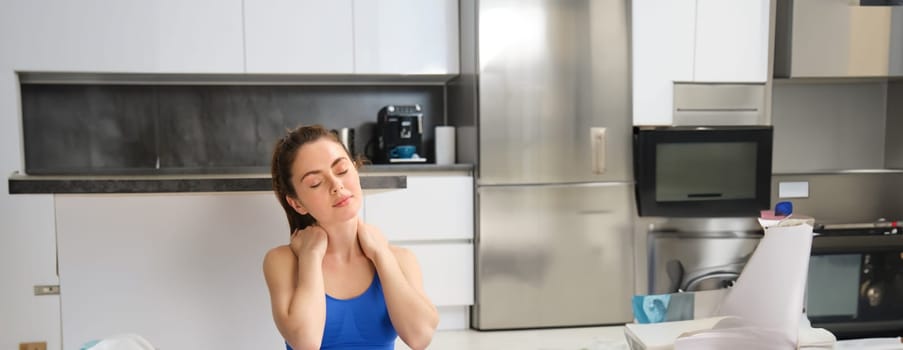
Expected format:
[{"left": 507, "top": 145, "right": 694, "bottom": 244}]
[
  {"left": 396, "top": 326, "right": 628, "bottom": 350},
  {"left": 7, "top": 164, "right": 473, "bottom": 194}
]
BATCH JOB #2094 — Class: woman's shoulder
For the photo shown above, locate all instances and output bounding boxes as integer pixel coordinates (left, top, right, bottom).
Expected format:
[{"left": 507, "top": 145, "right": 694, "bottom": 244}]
[
  {"left": 266, "top": 244, "right": 294, "bottom": 258},
  {"left": 388, "top": 245, "right": 419, "bottom": 266},
  {"left": 263, "top": 245, "right": 295, "bottom": 272}
]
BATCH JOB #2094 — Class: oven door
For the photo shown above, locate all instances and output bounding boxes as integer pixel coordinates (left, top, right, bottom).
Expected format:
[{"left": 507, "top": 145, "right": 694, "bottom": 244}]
[{"left": 807, "top": 234, "right": 903, "bottom": 338}]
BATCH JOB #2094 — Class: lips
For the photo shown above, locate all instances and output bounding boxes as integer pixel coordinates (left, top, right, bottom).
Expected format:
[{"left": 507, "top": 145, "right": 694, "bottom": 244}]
[{"left": 332, "top": 195, "right": 352, "bottom": 207}]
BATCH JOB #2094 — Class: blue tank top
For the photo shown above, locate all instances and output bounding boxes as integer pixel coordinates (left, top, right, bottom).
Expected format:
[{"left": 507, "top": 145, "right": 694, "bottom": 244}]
[{"left": 286, "top": 274, "right": 397, "bottom": 350}]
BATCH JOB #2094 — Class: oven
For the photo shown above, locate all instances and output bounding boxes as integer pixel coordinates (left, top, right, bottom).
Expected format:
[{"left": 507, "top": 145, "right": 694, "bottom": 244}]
[{"left": 807, "top": 222, "right": 903, "bottom": 339}]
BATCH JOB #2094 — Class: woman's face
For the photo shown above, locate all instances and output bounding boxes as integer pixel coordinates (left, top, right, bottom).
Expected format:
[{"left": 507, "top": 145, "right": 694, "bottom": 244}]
[{"left": 287, "top": 138, "right": 362, "bottom": 225}]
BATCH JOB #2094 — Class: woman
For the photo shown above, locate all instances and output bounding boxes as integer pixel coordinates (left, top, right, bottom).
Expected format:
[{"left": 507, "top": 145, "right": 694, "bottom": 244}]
[{"left": 263, "top": 125, "right": 438, "bottom": 350}]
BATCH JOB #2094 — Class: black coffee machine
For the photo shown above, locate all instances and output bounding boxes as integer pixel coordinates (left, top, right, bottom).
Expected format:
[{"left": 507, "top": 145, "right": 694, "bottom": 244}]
[{"left": 370, "top": 104, "right": 426, "bottom": 164}]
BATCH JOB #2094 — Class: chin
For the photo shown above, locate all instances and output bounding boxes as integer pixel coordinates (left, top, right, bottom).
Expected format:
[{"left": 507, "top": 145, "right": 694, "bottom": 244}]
[{"left": 334, "top": 202, "right": 361, "bottom": 222}]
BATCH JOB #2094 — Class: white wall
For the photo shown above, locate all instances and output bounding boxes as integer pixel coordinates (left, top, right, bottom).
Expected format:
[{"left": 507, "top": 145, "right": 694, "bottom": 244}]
[{"left": 0, "top": 12, "right": 62, "bottom": 350}]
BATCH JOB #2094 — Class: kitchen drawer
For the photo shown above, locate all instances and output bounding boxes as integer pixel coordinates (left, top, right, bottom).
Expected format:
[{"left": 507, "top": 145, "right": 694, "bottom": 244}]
[
  {"left": 364, "top": 175, "right": 473, "bottom": 241},
  {"left": 396, "top": 243, "right": 474, "bottom": 307}
]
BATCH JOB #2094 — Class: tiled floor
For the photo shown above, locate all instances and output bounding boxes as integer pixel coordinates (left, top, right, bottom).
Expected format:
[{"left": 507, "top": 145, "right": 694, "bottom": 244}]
[{"left": 396, "top": 326, "right": 629, "bottom": 350}]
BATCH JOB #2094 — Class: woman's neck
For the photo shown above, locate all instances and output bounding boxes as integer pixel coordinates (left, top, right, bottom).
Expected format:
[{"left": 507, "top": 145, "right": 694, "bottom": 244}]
[{"left": 320, "top": 217, "right": 364, "bottom": 262}]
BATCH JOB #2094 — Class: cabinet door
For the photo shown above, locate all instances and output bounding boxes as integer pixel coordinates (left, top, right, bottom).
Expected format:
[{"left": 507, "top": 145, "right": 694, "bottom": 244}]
[
  {"left": 397, "top": 243, "right": 474, "bottom": 307},
  {"left": 694, "top": 0, "right": 770, "bottom": 82},
  {"left": 363, "top": 175, "right": 473, "bottom": 241},
  {"left": 352, "top": 0, "right": 459, "bottom": 74},
  {"left": 632, "top": 0, "right": 697, "bottom": 126},
  {"left": 244, "top": 0, "right": 354, "bottom": 73},
  {"left": 55, "top": 193, "right": 289, "bottom": 350},
  {"left": 8, "top": 0, "right": 244, "bottom": 73}
]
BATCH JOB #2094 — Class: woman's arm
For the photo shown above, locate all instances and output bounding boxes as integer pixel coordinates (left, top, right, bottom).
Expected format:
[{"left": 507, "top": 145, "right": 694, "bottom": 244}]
[
  {"left": 376, "top": 246, "right": 439, "bottom": 350},
  {"left": 262, "top": 228, "right": 328, "bottom": 350},
  {"left": 358, "top": 220, "right": 438, "bottom": 350}
]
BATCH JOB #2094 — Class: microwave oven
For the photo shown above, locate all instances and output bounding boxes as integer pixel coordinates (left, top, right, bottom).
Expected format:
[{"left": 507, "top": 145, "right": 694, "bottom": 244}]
[{"left": 633, "top": 126, "right": 773, "bottom": 217}]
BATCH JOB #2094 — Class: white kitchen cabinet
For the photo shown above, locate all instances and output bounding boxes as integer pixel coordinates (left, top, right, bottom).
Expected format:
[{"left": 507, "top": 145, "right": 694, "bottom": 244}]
[
  {"left": 632, "top": 0, "right": 697, "bottom": 126},
  {"left": 8, "top": 0, "right": 244, "bottom": 73},
  {"left": 9, "top": 0, "right": 457, "bottom": 75},
  {"left": 243, "top": 0, "right": 354, "bottom": 73},
  {"left": 352, "top": 0, "right": 459, "bottom": 74},
  {"left": 52, "top": 174, "right": 476, "bottom": 349},
  {"left": 363, "top": 174, "right": 473, "bottom": 242},
  {"left": 694, "top": 0, "right": 770, "bottom": 82},
  {"left": 55, "top": 193, "right": 289, "bottom": 350},
  {"left": 397, "top": 243, "right": 474, "bottom": 307},
  {"left": 363, "top": 173, "right": 474, "bottom": 312},
  {"left": 633, "top": 0, "right": 770, "bottom": 125}
]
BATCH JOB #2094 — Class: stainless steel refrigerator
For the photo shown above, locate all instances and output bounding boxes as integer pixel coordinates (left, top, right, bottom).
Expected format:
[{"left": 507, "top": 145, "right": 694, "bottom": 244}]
[{"left": 450, "top": 0, "right": 635, "bottom": 329}]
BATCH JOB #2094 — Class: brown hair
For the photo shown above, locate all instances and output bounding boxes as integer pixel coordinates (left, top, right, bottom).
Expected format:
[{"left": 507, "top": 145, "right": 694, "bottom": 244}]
[{"left": 270, "top": 124, "right": 361, "bottom": 235}]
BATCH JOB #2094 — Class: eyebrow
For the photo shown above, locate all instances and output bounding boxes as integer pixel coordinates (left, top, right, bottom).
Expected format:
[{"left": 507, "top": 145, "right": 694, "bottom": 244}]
[{"left": 299, "top": 157, "right": 349, "bottom": 182}]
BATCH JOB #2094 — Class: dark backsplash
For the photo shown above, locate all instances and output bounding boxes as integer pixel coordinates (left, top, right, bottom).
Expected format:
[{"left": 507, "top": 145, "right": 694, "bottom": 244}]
[{"left": 22, "top": 84, "right": 444, "bottom": 174}]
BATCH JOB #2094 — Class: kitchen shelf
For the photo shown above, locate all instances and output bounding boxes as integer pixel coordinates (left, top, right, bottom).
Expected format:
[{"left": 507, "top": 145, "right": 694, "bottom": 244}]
[
  {"left": 7, "top": 172, "right": 406, "bottom": 194},
  {"left": 772, "top": 169, "right": 903, "bottom": 176}
]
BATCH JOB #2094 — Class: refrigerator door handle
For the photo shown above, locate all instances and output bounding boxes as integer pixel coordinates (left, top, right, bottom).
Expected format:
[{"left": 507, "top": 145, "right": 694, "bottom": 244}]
[{"left": 591, "top": 127, "right": 607, "bottom": 174}]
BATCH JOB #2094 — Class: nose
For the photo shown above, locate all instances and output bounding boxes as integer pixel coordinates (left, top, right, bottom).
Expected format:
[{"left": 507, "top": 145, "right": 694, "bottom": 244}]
[{"left": 330, "top": 178, "right": 344, "bottom": 194}]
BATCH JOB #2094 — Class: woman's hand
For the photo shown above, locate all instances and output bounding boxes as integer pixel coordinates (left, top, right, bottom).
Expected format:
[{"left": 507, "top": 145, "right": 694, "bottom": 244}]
[
  {"left": 357, "top": 217, "right": 391, "bottom": 263},
  {"left": 290, "top": 225, "right": 328, "bottom": 260}
]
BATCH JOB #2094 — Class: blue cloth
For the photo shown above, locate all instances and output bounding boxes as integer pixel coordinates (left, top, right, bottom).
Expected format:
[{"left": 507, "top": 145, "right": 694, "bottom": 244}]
[{"left": 286, "top": 274, "right": 397, "bottom": 350}]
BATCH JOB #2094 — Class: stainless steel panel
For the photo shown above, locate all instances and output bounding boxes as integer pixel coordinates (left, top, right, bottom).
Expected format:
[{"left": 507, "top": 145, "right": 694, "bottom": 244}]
[
  {"left": 892, "top": 9, "right": 903, "bottom": 76},
  {"left": 648, "top": 231, "right": 762, "bottom": 294},
  {"left": 672, "top": 83, "right": 767, "bottom": 126},
  {"left": 771, "top": 82, "right": 887, "bottom": 173},
  {"left": 643, "top": 217, "right": 763, "bottom": 236},
  {"left": 447, "top": 0, "right": 479, "bottom": 165},
  {"left": 887, "top": 81, "right": 903, "bottom": 169},
  {"left": 634, "top": 217, "right": 762, "bottom": 295},
  {"left": 776, "top": 0, "right": 903, "bottom": 78},
  {"left": 771, "top": 172, "right": 903, "bottom": 225},
  {"left": 472, "top": 183, "right": 635, "bottom": 329},
  {"left": 773, "top": 0, "right": 793, "bottom": 78},
  {"left": 477, "top": 0, "right": 631, "bottom": 184}
]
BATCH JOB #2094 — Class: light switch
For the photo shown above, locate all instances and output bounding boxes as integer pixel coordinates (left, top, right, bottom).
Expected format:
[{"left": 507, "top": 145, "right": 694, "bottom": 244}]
[{"left": 778, "top": 181, "right": 809, "bottom": 199}]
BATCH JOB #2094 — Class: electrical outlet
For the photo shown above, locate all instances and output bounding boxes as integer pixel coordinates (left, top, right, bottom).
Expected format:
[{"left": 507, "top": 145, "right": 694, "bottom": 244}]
[{"left": 20, "top": 342, "right": 47, "bottom": 350}]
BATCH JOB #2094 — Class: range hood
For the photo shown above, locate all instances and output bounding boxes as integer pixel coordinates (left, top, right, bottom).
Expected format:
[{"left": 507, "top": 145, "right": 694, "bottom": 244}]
[{"left": 775, "top": 0, "right": 903, "bottom": 78}]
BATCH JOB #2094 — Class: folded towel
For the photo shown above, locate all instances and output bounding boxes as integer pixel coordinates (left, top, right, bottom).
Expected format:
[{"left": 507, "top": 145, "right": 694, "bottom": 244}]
[{"left": 80, "top": 334, "right": 155, "bottom": 350}]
